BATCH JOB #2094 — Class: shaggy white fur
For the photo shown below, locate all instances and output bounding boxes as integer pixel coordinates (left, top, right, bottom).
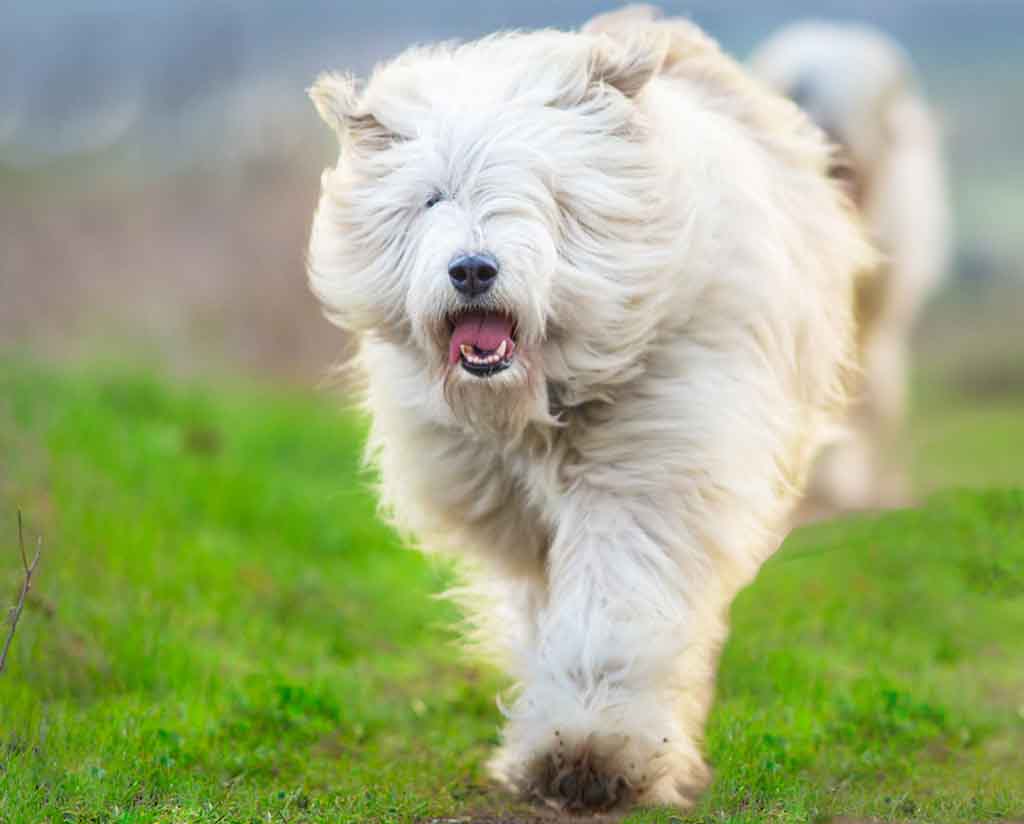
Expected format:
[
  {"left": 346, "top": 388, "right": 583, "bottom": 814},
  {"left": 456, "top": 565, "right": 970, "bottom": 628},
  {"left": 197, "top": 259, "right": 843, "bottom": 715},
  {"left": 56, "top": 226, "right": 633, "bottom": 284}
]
[
  {"left": 751, "top": 21, "right": 951, "bottom": 518},
  {"left": 307, "top": 5, "right": 873, "bottom": 813}
]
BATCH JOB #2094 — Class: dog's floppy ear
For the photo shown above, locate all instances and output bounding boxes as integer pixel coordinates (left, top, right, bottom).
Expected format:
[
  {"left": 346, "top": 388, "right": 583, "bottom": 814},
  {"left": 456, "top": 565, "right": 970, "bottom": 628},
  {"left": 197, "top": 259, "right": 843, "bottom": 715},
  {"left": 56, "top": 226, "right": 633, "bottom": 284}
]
[
  {"left": 309, "top": 72, "right": 387, "bottom": 149},
  {"left": 589, "top": 31, "right": 669, "bottom": 99},
  {"left": 309, "top": 72, "right": 358, "bottom": 133},
  {"left": 582, "top": 3, "right": 662, "bottom": 37}
]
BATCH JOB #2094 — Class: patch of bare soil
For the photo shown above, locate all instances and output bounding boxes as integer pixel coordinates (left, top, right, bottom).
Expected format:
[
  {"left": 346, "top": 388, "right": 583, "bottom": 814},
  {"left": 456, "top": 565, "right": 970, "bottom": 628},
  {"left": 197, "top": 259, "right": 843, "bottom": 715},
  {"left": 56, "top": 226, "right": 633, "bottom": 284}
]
[{"left": 420, "top": 807, "right": 626, "bottom": 824}]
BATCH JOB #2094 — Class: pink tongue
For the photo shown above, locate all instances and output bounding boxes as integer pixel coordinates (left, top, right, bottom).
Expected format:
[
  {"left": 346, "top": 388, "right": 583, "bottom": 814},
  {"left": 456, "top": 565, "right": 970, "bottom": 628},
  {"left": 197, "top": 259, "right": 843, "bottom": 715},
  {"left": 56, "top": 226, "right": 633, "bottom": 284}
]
[{"left": 448, "top": 312, "right": 515, "bottom": 364}]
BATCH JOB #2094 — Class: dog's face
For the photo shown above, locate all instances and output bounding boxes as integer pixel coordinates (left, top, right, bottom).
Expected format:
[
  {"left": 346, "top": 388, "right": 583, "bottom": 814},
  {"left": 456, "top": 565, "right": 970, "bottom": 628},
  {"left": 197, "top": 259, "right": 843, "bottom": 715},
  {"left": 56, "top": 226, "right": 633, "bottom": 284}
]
[
  {"left": 308, "top": 32, "right": 671, "bottom": 431},
  {"left": 312, "top": 95, "right": 562, "bottom": 392}
]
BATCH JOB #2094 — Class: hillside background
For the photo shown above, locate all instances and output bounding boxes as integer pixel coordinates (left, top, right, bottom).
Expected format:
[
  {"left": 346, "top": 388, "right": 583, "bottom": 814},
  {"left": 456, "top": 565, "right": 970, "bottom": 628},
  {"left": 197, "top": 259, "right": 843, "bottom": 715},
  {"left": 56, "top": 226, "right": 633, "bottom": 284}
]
[{"left": 3, "top": 0, "right": 1023, "bottom": 388}]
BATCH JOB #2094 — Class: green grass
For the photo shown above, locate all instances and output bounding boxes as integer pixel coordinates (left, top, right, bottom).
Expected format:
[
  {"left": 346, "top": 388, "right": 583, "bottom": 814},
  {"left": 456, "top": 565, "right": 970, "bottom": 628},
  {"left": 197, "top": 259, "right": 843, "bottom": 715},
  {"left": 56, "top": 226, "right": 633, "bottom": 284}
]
[{"left": 1, "top": 358, "right": 1022, "bottom": 823}]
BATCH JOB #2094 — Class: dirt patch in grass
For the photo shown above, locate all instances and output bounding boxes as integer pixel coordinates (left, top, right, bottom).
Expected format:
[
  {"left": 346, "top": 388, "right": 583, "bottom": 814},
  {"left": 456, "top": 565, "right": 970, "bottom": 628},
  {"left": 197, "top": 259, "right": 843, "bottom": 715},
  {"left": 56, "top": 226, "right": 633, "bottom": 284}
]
[{"left": 421, "top": 815, "right": 619, "bottom": 824}]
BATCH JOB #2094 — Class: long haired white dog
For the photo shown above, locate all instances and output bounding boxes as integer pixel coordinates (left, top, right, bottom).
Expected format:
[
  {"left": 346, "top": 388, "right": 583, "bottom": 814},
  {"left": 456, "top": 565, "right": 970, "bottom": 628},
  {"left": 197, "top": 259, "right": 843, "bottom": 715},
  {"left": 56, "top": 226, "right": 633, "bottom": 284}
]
[
  {"left": 751, "top": 22, "right": 950, "bottom": 519},
  {"left": 308, "top": 5, "right": 873, "bottom": 814}
]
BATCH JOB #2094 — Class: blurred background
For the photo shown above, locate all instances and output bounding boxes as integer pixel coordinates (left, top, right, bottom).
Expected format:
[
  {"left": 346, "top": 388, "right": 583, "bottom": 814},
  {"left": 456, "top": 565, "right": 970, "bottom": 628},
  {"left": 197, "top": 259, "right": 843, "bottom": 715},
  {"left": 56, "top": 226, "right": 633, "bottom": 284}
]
[{"left": 2, "top": 0, "right": 1023, "bottom": 389}]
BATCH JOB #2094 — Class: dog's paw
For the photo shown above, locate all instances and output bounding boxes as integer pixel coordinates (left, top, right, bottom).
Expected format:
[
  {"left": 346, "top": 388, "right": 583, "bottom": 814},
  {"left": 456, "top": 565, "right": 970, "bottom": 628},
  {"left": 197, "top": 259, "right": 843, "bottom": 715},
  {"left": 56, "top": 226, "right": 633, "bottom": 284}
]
[
  {"left": 529, "top": 733, "right": 634, "bottom": 814},
  {"left": 493, "top": 726, "right": 710, "bottom": 815}
]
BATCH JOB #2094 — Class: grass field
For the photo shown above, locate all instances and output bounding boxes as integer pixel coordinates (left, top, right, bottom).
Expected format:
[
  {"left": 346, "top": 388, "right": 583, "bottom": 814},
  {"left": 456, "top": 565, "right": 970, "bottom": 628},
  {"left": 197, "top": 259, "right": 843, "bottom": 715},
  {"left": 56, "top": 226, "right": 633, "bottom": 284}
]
[{"left": 1, "top": 357, "right": 1022, "bottom": 823}]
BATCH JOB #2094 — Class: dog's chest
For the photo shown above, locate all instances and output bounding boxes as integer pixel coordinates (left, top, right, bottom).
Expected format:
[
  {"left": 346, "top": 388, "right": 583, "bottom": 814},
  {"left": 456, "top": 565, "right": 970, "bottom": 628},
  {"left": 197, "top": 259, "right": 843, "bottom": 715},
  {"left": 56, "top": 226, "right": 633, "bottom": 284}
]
[{"left": 483, "top": 427, "right": 580, "bottom": 532}]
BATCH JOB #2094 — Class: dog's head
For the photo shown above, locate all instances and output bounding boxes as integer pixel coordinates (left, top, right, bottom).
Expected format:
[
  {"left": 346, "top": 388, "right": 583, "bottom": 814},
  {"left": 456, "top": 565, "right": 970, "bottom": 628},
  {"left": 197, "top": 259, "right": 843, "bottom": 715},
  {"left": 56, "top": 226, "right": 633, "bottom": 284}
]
[{"left": 307, "top": 31, "right": 674, "bottom": 433}]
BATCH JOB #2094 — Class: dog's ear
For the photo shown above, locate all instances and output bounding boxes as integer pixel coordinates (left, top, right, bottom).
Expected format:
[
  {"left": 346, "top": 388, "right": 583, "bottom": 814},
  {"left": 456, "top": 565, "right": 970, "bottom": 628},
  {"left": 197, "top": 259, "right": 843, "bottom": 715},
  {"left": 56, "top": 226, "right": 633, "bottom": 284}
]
[
  {"left": 309, "top": 72, "right": 358, "bottom": 133},
  {"left": 582, "top": 3, "right": 662, "bottom": 37},
  {"left": 309, "top": 72, "right": 387, "bottom": 149},
  {"left": 589, "top": 31, "right": 669, "bottom": 98}
]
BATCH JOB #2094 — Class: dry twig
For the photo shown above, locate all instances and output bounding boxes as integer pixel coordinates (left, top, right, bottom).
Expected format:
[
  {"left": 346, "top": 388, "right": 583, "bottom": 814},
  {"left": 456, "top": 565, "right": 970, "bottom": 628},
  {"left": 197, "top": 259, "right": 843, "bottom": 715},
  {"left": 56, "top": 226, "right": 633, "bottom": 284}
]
[{"left": 0, "top": 510, "right": 42, "bottom": 675}]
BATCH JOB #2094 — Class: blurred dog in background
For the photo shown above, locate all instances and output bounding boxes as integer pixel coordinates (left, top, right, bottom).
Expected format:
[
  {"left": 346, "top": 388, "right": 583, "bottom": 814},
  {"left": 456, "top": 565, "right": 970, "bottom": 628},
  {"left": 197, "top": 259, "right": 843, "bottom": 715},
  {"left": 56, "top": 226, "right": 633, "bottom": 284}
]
[{"left": 751, "top": 22, "right": 951, "bottom": 520}]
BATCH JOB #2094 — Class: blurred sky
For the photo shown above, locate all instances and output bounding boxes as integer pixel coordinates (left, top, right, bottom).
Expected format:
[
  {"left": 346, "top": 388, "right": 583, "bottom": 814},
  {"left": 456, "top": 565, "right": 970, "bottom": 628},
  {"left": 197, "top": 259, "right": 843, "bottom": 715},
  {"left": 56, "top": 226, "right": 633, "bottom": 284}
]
[
  {"left": 3, "top": 1, "right": 1023, "bottom": 380},
  {"left": 3, "top": 0, "right": 1023, "bottom": 167}
]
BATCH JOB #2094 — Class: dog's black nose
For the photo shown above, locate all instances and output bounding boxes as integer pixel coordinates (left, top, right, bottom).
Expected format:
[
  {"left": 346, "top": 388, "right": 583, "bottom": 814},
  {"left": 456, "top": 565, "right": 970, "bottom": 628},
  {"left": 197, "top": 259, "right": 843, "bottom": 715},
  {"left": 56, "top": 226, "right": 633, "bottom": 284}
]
[{"left": 448, "top": 253, "right": 499, "bottom": 298}]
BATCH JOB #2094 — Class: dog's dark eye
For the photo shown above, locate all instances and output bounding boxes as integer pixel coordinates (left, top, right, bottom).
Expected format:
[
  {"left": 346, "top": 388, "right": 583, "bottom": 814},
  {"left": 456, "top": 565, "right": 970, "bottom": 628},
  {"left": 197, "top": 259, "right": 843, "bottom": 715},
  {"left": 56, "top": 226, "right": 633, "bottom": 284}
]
[{"left": 425, "top": 192, "right": 445, "bottom": 209}]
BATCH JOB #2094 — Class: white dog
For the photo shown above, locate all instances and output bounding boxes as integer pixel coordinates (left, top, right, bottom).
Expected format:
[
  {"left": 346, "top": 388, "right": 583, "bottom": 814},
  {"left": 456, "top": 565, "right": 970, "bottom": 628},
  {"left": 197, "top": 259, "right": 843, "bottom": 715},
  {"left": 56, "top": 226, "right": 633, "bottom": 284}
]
[
  {"left": 307, "top": 5, "right": 872, "bottom": 813},
  {"left": 751, "top": 22, "right": 950, "bottom": 519}
]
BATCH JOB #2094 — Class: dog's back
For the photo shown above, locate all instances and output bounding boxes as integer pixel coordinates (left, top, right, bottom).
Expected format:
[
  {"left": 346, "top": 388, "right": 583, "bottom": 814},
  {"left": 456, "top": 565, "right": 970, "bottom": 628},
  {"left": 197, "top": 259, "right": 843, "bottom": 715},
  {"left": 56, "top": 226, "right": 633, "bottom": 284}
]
[{"left": 751, "top": 22, "right": 951, "bottom": 517}]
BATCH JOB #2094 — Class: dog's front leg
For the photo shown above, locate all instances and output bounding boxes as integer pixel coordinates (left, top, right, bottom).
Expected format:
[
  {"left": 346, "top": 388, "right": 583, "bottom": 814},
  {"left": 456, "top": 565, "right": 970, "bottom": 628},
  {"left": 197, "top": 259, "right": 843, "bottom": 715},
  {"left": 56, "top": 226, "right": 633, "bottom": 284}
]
[{"left": 490, "top": 486, "right": 719, "bottom": 812}]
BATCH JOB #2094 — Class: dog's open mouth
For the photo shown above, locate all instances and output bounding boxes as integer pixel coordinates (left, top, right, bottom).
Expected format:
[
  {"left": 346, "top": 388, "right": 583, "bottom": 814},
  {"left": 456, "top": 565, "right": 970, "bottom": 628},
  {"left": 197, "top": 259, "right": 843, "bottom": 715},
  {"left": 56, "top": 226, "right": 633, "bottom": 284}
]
[{"left": 447, "top": 311, "right": 517, "bottom": 377}]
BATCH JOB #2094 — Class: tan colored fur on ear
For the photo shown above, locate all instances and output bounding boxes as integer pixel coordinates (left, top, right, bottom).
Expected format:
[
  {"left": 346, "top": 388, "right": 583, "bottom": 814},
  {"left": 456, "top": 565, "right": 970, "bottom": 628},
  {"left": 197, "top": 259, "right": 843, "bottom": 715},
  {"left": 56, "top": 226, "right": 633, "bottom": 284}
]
[
  {"left": 582, "top": 3, "right": 663, "bottom": 36},
  {"left": 308, "top": 72, "right": 359, "bottom": 134},
  {"left": 309, "top": 71, "right": 392, "bottom": 151},
  {"left": 590, "top": 31, "right": 669, "bottom": 98}
]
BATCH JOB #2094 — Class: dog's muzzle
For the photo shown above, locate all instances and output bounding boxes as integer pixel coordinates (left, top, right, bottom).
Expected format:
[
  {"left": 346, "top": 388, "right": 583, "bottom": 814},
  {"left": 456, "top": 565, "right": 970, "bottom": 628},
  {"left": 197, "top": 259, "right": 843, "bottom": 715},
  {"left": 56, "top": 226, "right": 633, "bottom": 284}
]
[{"left": 447, "top": 310, "right": 518, "bottom": 377}]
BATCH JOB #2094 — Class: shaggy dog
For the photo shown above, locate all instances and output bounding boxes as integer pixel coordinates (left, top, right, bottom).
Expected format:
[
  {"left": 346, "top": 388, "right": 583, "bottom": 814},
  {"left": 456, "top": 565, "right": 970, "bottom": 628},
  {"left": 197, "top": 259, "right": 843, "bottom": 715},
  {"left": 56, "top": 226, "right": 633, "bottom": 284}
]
[
  {"left": 751, "top": 22, "right": 950, "bottom": 519},
  {"left": 307, "top": 5, "right": 873, "bottom": 814}
]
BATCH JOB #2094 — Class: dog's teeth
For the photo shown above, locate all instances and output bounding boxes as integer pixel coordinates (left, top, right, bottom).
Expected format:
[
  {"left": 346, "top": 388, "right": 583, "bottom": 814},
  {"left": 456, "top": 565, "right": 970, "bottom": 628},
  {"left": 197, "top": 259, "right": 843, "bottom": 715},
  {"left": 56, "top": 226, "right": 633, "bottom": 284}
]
[{"left": 457, "top": 336, "right": 518, "bottom": 370}]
